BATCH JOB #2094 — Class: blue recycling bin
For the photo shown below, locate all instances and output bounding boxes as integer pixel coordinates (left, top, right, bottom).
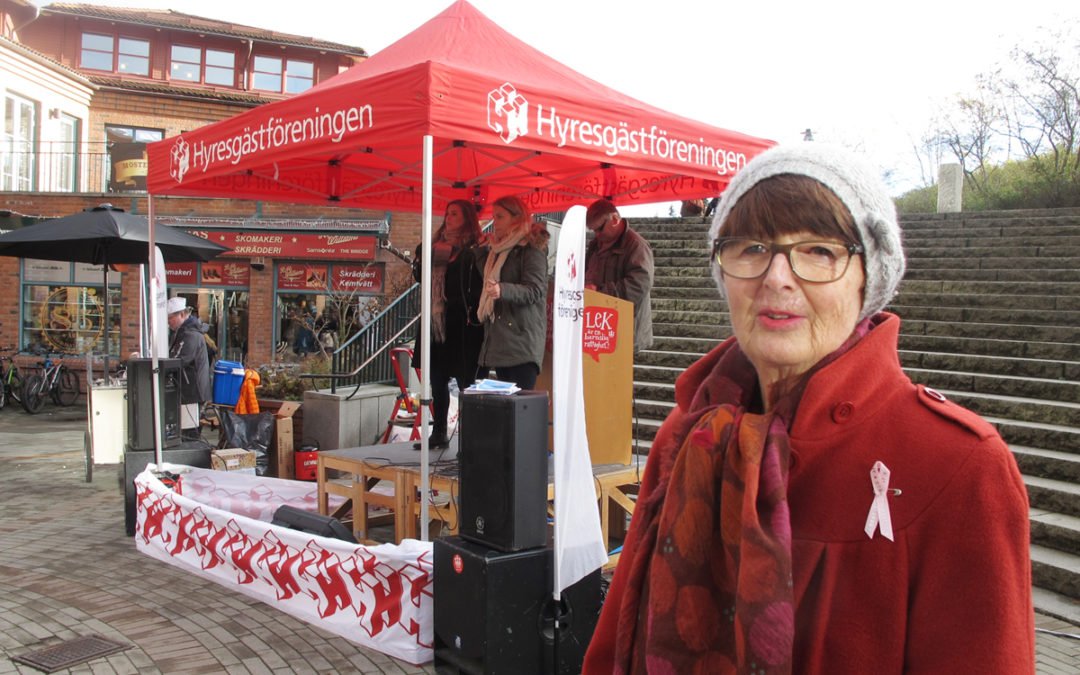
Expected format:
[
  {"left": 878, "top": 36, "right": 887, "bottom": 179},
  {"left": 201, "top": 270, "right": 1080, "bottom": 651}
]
[{"left": 213, "top": 360, "right": 245, "bottom": 406}]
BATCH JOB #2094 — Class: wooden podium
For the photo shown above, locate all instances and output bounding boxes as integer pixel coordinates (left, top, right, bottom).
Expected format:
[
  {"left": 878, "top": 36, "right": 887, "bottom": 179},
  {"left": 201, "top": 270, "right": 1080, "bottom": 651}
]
[{"left": 537, "top": 288, "right": 633, "bottom": 465}]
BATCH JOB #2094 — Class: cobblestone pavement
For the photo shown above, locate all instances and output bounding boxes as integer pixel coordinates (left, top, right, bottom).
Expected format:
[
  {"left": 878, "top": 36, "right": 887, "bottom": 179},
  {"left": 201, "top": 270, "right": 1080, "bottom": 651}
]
[{"left": 0, "top": 405, "right": 1077, "bottom": 674}]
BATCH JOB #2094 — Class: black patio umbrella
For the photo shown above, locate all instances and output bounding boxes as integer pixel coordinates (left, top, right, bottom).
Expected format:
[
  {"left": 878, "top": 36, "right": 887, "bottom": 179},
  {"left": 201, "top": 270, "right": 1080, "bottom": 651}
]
[{"left": 0, "top": 203, "right": 230, "bottom": 366}]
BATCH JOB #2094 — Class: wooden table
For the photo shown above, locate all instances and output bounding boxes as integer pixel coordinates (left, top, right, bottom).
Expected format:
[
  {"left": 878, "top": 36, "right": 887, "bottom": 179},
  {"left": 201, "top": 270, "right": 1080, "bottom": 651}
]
[
  {"left": 317, "top": 441, "right": 646, "bottom": 559},
  {"left": 316, "top": 441, "right": 458, "bottom": 543}
]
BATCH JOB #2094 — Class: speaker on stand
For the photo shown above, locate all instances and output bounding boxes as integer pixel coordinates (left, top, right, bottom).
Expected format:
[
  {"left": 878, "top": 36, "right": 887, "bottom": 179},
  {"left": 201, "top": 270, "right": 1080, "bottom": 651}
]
[
  {"left": 458, "top": 391, "right": 548, "bottom": 552},
  {"left": 126, "top": 358, "right": 181, "bottom": 451}
]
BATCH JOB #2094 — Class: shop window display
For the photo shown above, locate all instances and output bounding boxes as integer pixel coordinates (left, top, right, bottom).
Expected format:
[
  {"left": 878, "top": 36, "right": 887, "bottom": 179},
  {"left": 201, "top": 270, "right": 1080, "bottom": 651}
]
[{"left": 22, "top": 285, "right": 120, "bottom": 355}]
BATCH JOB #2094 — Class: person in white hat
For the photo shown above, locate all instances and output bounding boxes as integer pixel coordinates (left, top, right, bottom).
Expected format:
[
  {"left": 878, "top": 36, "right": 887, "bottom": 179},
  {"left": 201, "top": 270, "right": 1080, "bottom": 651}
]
[{"left": 167, "top": 296, "right": 211, "bottom": 440}]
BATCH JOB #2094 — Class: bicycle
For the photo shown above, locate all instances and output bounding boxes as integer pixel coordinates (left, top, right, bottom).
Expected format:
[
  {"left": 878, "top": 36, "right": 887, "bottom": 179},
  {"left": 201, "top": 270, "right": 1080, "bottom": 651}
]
[
  {"left": 0, "top": 351, "right": 25, "bottom": 411},
  {"left": 21, "top": 356, "right": 80, "bottom": 414}
]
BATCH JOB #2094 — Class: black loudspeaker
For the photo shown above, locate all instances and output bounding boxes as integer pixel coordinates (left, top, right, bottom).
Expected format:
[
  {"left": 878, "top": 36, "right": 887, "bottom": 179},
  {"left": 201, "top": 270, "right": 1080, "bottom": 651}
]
[
  {"left": 433, "top": 536, "right": 602, "bottom": 675},
  {"left": 271, "top": 505, "right": 357, "bottom": 544},
  {"left": 123, "top": 443, "right": 212, "bottom": 536},
  {"left": 459, "top": 391, "right": 548, "bottom": 552},
  {"left": 126, "top": 358, "right": 181, "bottom": 451}
]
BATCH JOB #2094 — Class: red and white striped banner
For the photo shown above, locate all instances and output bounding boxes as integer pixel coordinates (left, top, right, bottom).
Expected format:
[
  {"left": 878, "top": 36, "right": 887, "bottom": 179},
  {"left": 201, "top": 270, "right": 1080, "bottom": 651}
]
[{"left": 135, "top": 465, "right": 433, "bottom": 664}]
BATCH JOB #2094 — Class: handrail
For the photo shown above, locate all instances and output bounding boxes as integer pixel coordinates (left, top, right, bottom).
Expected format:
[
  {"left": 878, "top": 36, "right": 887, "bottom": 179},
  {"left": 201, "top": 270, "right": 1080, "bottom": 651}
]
[{"left": 299, "top": 282, "right": 420, "bottom": 397}]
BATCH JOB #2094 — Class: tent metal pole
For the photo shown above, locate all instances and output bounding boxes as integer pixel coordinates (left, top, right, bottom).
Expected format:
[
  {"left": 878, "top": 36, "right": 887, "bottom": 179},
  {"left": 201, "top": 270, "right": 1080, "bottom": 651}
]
[
  {"left": 148, "top": 197, "right": 164, "bottom": 467},
  {"left": 419, "top": 135, "right": 433, "bottom": 539}
]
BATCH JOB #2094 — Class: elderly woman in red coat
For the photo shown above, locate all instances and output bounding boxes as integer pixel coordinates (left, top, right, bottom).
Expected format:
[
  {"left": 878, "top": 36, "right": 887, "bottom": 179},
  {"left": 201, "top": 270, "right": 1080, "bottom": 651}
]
[{"left": 583, "top": 144, "right": 1034, "bottom": 674}]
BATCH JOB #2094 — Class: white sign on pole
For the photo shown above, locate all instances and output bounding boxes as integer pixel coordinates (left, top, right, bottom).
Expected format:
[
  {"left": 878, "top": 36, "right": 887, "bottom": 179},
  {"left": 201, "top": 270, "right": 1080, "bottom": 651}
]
[{"left": 552, "top": 205, "right": 607, "bottom": 595}]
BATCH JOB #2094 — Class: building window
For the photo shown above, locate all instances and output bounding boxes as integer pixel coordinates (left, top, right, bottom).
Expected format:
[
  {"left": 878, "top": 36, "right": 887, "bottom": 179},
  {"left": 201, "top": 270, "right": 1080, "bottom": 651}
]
[
  {"left": 80, "top": 32, "right": 150, "bottom": 76},
  {"left": 80, "top": 32, "right": 113, "bottom": 71},
  {"left": 170, "top": 45, "right": 236, "bottom": 87},
  {"left": 2, "top": 93, "right": 37, "bottom": 191},
  {"left": 106, "top": 125, "right": 162, "bottom": 192},
  {"left": 49, "top": 114, "right": 80, "bottom": 192},
  {"left": 20, "top": 260, "right": 121, "bottom": 356},
  {"left": 252, "top": 56, "right": 314, "bottom": 94}
]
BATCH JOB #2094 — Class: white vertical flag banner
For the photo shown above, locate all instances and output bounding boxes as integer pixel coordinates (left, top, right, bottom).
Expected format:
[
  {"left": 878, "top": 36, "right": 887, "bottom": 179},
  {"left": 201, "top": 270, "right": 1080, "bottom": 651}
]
[
  {"left": 553, "top": 205, "right": 607, "bottom": 594},
  {"left": 151, "top": 246, "right": 169, "bottom": 359}
]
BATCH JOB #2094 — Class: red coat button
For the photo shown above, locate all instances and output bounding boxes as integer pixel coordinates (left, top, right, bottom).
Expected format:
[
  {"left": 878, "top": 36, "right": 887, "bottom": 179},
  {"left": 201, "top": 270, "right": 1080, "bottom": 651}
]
[{"left": 832, "top": 401, "right": 855, "bottom": 423}]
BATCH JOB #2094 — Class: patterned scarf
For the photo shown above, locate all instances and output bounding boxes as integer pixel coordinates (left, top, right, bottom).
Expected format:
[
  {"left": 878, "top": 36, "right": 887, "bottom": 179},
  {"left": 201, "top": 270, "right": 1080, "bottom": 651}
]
[
  {"left": 476, "top": 225, "right": 528, "bottom": 323},
  {"left": 611, "top": 321, "right": 871, "bottom": 674},
  {"left": 431, "top": 257, "right": 448, "bottom": 344}
]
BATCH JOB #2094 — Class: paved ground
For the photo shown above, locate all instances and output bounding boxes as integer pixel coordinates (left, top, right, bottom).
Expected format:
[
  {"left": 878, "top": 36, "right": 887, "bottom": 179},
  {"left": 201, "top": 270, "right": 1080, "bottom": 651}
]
[{"left": 0, "top": 402, "right": 1077, "bottom": 674}]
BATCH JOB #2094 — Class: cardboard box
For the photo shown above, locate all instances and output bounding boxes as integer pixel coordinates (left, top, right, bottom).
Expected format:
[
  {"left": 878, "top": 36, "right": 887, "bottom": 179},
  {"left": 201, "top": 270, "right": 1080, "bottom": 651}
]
[
  {"left": 211, "top": 448, "right": 257, "bottom": 474},
  {"left": 274, "top": 401, "right": 301, "bottom": 480}
]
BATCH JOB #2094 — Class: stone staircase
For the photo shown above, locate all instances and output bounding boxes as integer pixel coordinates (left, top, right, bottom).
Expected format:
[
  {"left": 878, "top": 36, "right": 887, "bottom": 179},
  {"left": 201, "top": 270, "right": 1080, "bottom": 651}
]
[{"left": 631, "top": 208, "right": 1080, "bottom": 616}]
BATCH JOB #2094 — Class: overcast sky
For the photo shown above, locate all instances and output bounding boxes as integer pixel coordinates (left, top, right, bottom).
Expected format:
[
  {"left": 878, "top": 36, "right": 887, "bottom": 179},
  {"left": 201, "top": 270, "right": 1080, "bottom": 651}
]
[{"left": 38, "top": 0, "right": 1076, "bottom": 213}]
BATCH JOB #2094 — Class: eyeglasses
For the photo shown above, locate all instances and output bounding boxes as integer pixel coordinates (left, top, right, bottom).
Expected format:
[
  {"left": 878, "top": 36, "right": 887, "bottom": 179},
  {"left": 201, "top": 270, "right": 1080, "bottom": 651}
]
[{"left": 711, "top": 237, "right": 864, "bottom": 283}]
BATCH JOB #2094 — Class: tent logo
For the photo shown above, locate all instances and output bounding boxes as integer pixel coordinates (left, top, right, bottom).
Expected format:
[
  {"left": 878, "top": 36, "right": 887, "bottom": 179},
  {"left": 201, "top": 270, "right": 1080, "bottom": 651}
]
[
  {"left": 487, "top": 83, "right": 529, "bottom": 144},
  {"left": 170, "top": 138, "right": 190, "bottom": 184}
]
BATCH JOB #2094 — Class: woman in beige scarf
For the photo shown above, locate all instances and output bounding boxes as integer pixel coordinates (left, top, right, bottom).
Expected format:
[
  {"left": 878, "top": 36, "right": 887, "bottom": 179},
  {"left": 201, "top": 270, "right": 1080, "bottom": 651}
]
[{"left": 475, "top": 195, "right": 549, "bottom": 390}]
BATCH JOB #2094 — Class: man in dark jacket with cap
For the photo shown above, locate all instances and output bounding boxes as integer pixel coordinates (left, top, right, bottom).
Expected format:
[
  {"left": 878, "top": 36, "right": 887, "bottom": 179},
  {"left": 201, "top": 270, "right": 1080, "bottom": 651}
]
[
  {"left": 584, "top": 199, "right": 654, "bottom": 352},
  {"left": 167, "top": 296, "right": 211, "bottom": 440}
]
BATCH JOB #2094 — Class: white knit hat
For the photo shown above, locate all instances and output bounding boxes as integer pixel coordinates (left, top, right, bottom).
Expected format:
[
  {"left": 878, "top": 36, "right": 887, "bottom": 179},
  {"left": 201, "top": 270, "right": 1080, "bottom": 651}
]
[
  {"left": 166, "top": 296, "right": 188, "bottom": 315},
  {"left": 708, "top": 143, "right": 905, "bottom": 321}
]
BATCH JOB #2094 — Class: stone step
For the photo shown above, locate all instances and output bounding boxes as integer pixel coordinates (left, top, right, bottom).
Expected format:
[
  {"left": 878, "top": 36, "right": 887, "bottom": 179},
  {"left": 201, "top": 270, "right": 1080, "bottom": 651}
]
[
  {"left": 654, "top": 265, "right": 713, "bottom": 279},
  {"left": 652, "top": 322, "right": 732, "bottom": 340},
  {"left": 903, "top": 244, "right": 1080, "bottom": 258},
  {"left": 904, "top": 256, "right": 1078, "bottom": 271},
  {"left": 900, "top": 211, "right": 1080, "bottom": 228},
  {"left": 1030, "top": 509, "right": 1080, "bottom": 557},
  {"left": 638, "top": 349, "right": 700, "bottom": 370},
  {"left": 651, "top": 297, "right": 729, "bottom": 313},
  {"left": 906, "top": 234, "right": 1080, "bottom": 248},
  {"left": 898, "top": 333, "right": 1080, "bottom": 362},
  {"left": 931, "top": 387, "right": 1080, "bottom": 426},
  {"left": 653, "top": 254, "right": 713, "bottom": 268},
  {"left": 651, "top": 335, "right": 723, "bottom": 354},
  {"left": 1030, "top": 544, "right": 1080, "bottom": 600},
  {"left": 911, "top": 369, "right": 1080, "bottom": 406},
  {"left": 902, "top": 268, "right": 1080, "bottom": 283},
  {"left": 988, "top": 418, "right": 1080, "bottom": 455},
  {"left": 1027, "top": 475, "right": 1080, "bottom": 519},
  {"left": 653, "top": 274, "right": 716, "bottom": 288},
  {"left": 633, "top": 381, "right": 676, "bottom": 403},
  {"left": 1015, "top": 447, "right": 1080, "bottom": 484},
  {"left": 890, "top": 304, "right": 1080, "bottom": 328},
  {"left": 652, "top": 309, "right": 727, "bottom": 326},
  {"left": 904, "top": 224, "right": 1080, "bottom": 240},
  {"left": 895, "top": 291, "right": 1079, "bottom": 312},
  {"left": 634, "top": 398, "right": 676, "bottom": 421},
  {"left": 900, "top": 318, "right": 1080, "bottom": 345},
  {"left": 652, "top": 285, "right": 722, "bottom": 299},
  {"left": 898, "top": 279, "right": 1080, "bottom": 296},
  {"left": 651, "top": 238, "right": 713, "bottom": 250},
  {"left": 635, "top": 364, "right": 687, "bottom": 386},
  {"left": 899, "top": 350, "right": 1080, "bottom": 381}
]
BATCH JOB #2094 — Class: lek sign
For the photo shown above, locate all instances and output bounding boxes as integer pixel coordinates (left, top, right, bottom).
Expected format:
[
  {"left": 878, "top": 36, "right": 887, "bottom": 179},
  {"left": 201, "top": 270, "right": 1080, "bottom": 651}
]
[{"left": 583, "top": 306, "right": 618, "bottom": 362}]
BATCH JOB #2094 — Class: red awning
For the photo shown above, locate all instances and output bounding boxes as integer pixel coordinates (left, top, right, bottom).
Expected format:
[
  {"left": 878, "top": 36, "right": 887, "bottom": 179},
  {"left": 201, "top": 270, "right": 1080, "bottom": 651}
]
[{"left": 148, "top": 0, "right": 773, "bottom": 213}]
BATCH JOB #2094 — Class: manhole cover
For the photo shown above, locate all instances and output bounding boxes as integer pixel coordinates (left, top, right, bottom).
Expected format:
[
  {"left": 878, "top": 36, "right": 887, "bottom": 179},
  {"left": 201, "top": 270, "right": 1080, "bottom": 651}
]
[{"left": 13, "top": 635, "right": 130, "bottom": 673}]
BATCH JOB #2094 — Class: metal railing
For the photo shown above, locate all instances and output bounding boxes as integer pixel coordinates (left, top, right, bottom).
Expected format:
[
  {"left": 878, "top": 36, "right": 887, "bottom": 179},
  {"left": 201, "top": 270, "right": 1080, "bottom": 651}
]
[
  {"left": 1, "top": 142, "right": 142, "bottom": 194},
  {"left": 312, "top": 282, "right": 420, "bottom": 396}
]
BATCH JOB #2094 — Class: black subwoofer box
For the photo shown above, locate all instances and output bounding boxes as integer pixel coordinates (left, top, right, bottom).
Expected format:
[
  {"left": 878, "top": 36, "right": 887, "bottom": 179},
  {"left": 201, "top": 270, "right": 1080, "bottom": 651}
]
[
  {"left": 433, "top": 536, "right": 601, "bottom": 675},
  {"left": 458, "top": 391, "right": 548, "bottom": 552},
  {"left": 123, "top": 444, "right": 211, "bottom": 536}
]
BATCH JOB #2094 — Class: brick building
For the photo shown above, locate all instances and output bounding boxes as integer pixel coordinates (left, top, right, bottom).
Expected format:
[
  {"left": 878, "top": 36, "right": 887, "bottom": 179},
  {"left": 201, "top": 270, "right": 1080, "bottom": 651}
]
[{"left": 1, "top": 0, "right": 421, "bottom": 372}]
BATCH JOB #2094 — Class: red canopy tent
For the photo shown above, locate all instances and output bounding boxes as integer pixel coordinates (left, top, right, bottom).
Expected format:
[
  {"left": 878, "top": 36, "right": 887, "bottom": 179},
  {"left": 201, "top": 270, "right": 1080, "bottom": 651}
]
[
  {"left": 145, "top": 0, "right": 774, "bottom": 536},
  {"left": 146, "top": 0, "right": 772, "bottom": 212}
]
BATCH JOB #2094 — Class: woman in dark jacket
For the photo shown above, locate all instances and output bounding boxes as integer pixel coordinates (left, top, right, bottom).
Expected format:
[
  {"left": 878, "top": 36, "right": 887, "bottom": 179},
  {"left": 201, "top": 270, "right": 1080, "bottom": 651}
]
[
  {"left": 413, "top": 200, "right": 485, "bottom": 448},
  {"left": 475, "top": 195, "right": 549, "bottom": 390}
]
